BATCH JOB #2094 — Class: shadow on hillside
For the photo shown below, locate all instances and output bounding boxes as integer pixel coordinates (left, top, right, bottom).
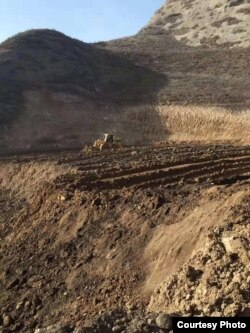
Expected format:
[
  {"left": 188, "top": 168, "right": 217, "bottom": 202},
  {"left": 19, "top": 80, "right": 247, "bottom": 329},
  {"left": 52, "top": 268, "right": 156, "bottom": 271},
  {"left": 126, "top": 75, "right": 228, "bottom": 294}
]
[
  {"left": 101, "top": 29, "right": 250, "bottom": 109},
  {"left": 0, "top": 29, "right": 169, "bottom": 103},
  {"left": 0, "top": 30, "right": 170, "bottom": 150}
]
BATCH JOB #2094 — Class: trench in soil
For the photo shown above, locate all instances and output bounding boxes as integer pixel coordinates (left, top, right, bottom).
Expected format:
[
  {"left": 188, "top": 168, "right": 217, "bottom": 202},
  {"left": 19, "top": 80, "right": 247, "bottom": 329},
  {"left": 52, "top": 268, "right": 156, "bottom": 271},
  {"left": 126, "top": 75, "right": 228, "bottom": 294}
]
[{"left": 0, "top": 145, "right": 250, "bottom": 330}]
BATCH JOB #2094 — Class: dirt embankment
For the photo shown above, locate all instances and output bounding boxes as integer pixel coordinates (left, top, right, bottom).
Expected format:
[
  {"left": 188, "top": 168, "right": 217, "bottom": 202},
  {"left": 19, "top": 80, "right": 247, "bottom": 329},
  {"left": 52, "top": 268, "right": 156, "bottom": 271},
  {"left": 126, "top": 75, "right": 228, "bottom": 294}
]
[
  {"left": 148, "top": 193, "right": 250, "bottom": 317},
  {"left": 0, "top": 145, "right": 249, "bottom": 332}
]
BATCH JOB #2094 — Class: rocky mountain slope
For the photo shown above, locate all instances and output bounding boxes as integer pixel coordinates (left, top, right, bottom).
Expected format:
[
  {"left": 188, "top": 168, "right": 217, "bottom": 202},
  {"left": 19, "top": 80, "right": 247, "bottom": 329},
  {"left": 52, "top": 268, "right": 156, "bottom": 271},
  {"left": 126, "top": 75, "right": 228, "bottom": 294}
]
[
  {"left": 0, "top": 0, "right": 250, "bottom": 151},
  {"left": 148, "top": 0, "right": 250, "bottom": 48},
  {"left": 103, "top": 0, "right": 250, "bottom": 106}
]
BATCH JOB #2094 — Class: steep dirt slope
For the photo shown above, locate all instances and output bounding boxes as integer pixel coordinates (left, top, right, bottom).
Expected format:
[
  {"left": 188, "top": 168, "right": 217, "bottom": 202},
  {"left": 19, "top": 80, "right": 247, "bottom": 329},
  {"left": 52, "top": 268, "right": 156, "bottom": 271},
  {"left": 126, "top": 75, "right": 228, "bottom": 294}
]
[{"left": 0, "top": 146, "right": 249, "bottom": 331}]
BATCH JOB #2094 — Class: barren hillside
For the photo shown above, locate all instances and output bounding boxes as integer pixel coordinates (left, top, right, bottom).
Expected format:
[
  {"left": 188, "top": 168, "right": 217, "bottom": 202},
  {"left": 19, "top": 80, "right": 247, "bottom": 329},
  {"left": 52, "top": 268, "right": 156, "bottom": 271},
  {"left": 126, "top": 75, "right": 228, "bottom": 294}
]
[
  {"left": 0, "top": 0, "right": 250, "bottom": 150},
  {"left": 148, "top": 0, "right": 250, "bottom": 48},
  {"left": 103, "top": 0, "right": 250, "bottom": 107},
  {"left": 0, "top": 30, "right": 165, "bottom": 151},
  {"left": 0, "top": 2, "right": 250, "bottom": 331}
]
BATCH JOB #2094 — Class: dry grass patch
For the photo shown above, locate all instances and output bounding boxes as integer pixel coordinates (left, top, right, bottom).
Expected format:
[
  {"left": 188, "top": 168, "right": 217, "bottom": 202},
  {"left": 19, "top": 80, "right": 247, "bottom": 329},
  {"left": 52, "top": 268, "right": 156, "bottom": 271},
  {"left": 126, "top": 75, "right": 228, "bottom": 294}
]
[
  {"left": 116, "top": 105, "right": 250, "bottom": 144},
  {"left": 157, "top": 105, "right": 250, "bottom": 143}
]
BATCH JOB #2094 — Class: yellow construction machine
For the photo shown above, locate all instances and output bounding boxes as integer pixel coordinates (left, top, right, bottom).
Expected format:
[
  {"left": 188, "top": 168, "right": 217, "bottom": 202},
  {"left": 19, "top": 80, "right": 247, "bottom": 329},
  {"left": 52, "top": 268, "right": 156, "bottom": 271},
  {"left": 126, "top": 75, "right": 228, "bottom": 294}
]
[{"left": 93, "top": 133, "right": 122, "bottom": 151}]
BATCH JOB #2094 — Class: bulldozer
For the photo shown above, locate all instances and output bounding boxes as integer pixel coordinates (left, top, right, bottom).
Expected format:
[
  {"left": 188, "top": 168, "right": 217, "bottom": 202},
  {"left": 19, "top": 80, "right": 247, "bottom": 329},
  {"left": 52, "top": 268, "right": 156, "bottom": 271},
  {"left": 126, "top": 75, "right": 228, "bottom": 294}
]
[{"left": 92, "top": 133, "right": 122, "bottom": 151}]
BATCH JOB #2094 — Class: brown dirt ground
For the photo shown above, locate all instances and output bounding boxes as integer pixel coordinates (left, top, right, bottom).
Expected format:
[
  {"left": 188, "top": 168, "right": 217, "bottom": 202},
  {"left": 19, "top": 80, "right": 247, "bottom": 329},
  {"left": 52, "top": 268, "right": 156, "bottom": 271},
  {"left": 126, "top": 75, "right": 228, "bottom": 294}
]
[{"left": 0, "top": 144, "right": 249, "bottom": 332}]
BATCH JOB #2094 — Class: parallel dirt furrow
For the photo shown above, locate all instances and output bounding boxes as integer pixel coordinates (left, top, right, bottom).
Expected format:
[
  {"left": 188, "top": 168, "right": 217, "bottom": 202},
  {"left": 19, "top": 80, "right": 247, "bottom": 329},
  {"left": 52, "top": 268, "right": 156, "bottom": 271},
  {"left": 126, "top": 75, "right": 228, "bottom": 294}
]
[
  {"left": 0, "top": 143, "right": 250, "bottom": 332},
  {"left": 2, "top": 145, "right": 250, "bottom": 192},
  {"left": 50, "top": 147, "right": 250, "bottom": 191}
]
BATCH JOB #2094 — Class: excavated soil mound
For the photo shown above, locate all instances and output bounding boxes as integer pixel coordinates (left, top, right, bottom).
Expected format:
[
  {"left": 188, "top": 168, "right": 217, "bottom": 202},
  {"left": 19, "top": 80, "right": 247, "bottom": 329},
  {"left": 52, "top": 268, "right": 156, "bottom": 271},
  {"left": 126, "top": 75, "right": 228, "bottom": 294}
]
[
  {"left": 0, "top": 144, "right": 249, "bottom": 332},
  {"left": 149, "top": 216, "right": 250, "bottom": 317}
]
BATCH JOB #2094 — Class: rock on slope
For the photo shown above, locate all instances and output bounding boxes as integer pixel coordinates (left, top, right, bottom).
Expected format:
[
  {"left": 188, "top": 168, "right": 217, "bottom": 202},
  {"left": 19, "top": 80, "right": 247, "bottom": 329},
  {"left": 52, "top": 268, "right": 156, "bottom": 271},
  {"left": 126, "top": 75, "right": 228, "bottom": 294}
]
[
  {"left": 149, "top": 219, "right": 250, "bottom": 316},
  {"left": 104, "top": 0, "right": 250, "bottom": 107},
  {"left": 147, "top": 0, "right": 250, "bottom": 48}
]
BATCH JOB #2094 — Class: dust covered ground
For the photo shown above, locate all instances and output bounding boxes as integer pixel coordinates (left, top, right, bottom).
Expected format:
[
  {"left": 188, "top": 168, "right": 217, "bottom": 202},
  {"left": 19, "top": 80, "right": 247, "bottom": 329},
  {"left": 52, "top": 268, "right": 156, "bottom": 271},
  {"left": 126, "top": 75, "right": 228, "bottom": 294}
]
[{"left": 0, "top": 144, "right": 249, "bottom": 332}]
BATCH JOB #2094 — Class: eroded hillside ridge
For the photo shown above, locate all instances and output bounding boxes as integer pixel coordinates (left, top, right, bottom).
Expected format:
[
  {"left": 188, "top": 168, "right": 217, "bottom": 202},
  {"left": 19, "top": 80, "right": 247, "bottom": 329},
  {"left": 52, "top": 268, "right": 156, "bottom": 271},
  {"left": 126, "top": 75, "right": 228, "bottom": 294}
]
[{"left": 147, "top": 0, "right": 250, "bottom": 47}]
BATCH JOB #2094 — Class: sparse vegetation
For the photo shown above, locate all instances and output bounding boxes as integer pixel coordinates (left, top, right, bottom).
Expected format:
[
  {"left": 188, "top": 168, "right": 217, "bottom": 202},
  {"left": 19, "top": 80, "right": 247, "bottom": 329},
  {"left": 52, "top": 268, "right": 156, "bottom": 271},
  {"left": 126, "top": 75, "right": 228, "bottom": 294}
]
[
  {"left": 0, "top": 0, "right": 250, "bottom": 151},
  {"left": 146, "top": 0, "right": 250, "bottom": 48}
]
